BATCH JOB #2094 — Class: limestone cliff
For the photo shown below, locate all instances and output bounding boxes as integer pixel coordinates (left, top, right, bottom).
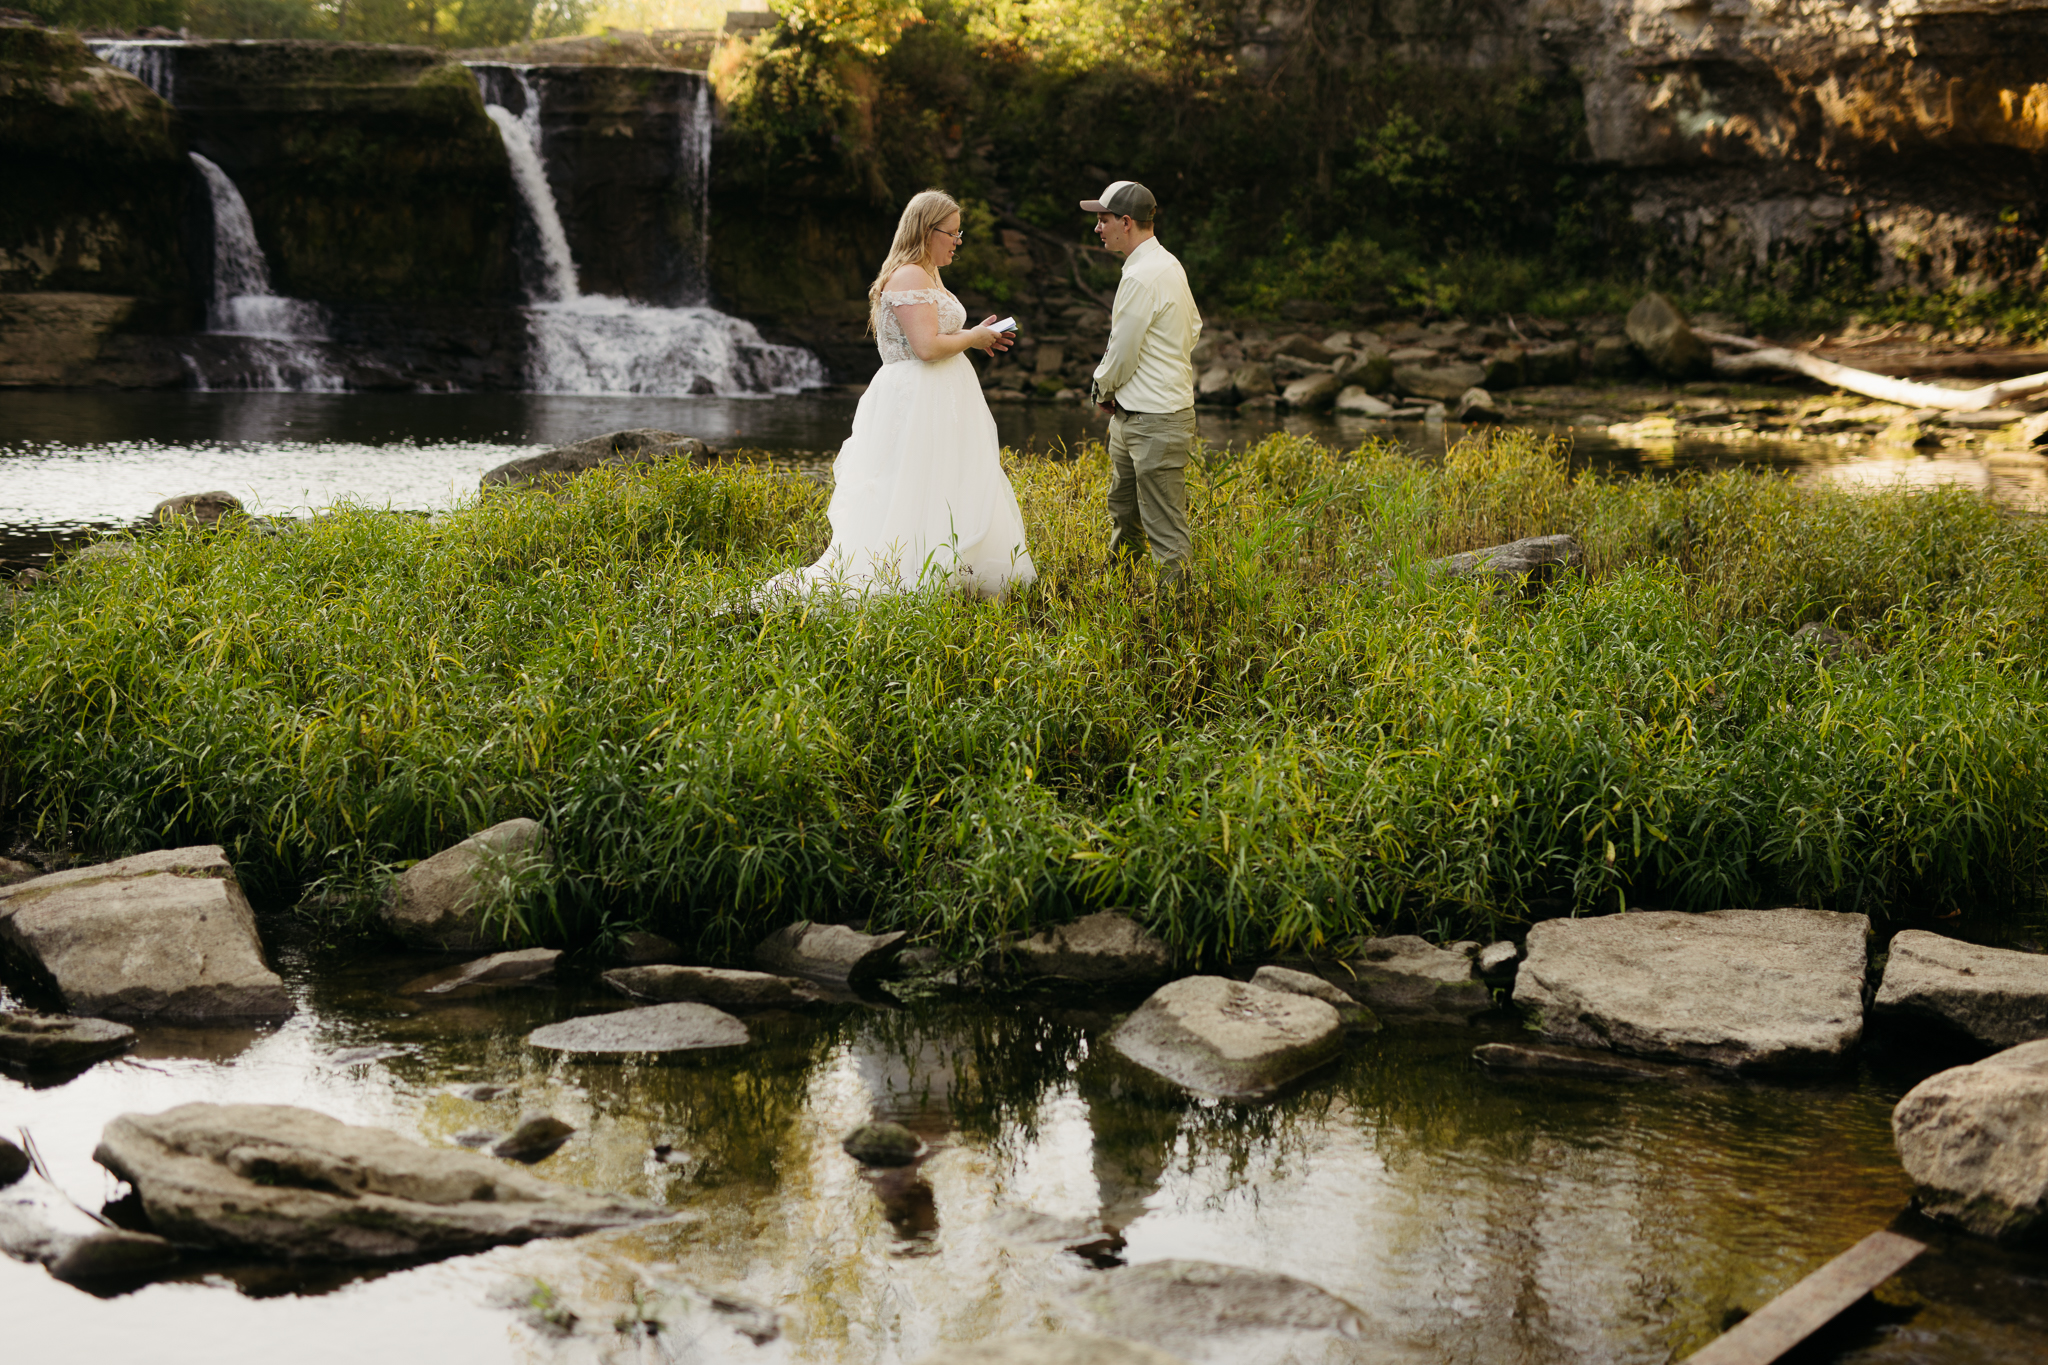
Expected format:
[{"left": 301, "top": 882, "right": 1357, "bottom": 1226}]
[
  {"left": 0, "top": 25, "right": 191, "bottom": 300},
  {"left": 1537, "top": 0, "right": 2048, "bottom": 290},
  {"left": 158, "top": 41, "right": 522, "bottom": 304}
]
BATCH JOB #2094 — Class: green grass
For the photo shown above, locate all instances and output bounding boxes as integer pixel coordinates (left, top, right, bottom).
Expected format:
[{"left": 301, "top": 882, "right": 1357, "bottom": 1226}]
[{"left": 4, "top": 431, "right": 2045, "bottom": 963}]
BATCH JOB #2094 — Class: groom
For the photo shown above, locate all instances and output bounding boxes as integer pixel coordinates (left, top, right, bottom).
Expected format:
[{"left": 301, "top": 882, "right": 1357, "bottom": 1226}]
[{"left": 1081, "top": 180, "right": 1202, "bottom": 586}]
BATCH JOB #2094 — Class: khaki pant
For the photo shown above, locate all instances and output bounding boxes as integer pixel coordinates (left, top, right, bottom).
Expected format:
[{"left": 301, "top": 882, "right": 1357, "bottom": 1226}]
[{"left": 1106, "top": 407, "right": 1196, "bottom": 579}]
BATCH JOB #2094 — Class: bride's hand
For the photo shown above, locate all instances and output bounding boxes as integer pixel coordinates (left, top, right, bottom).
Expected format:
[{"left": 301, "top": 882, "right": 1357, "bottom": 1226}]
[{"left": 977, "top": 317, "right": 1014, "bottom": 354}]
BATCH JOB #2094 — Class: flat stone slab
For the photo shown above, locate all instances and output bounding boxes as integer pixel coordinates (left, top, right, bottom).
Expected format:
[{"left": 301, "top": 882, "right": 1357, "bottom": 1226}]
[
  {"left": 1111, "top": 976, "right": 1342, "bottom": 1099},
  {"left": 526, "top": 1002, "right": 748, "bottom": 1056},
  {"left": 0, "top": 847, "right": 292, "bottom": 1020},
  {"left": 1473, "top": 1041, "right": 1695, "bottom": 1083},
  {"left": 399, "top": 948, "right": 561, "bottom": 997},
  {"left": 1893, "top": 1039, "right": 2048, "bottom": 1242},
  {"left": 380, "top": 819, "right": 548, "bottom": 953},
  {"left": 94, "top": 1102, "right": 670, "bottom": 1262},
  {"left": 1013, "top": 911, "right": 1175, "bottom": 988},
  {"left": 1875, "top": 930, "right": 2048, "bottom": 1049},
  {"left": 1313, "top": 935, "right": 1492, "bottom": 1022},
  {"left": 1081, "top": 1260, "right": 1393, "bottom": 1363},
  {"left": 0, "top": 1011, "right": 137, "bottom": 1069},
  {"left": 754, "top": 920, "right": 907, "bottom": 985},
  {"left": 1515, "top": 909, "right": 1869, "bottom": 1073},
  {"left": 1250, "top": 965, "right": 1379, "bottom": 1031},
  {"left": 603, "top": 965, "right": 825, "bottom": 1010}
]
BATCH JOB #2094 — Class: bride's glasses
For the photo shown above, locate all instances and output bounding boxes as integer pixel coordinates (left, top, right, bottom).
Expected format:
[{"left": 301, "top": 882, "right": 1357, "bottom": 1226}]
[{"left": 932, "top": 226, "right": 965, "bottom": 242}]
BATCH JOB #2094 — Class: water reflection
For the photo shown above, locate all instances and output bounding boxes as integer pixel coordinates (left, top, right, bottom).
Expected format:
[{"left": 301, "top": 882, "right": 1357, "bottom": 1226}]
[
  {"left": 6, "top": 392, "right": 2042, "bottom": 571},
  {"left": 8, "top": 946, "right": 2034, "bottom": 1365}
]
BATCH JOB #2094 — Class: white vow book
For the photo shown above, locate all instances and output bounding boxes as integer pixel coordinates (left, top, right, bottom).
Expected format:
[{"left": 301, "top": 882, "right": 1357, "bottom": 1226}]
[{"left": 991, "top": 317, "right": 1018, "bottom": 334}]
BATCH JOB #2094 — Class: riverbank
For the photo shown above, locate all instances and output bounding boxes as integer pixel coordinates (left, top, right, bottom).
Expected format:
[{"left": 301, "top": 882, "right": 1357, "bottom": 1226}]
[{"left": 3, "top": 430, "right": 2045, "bottom": 959}]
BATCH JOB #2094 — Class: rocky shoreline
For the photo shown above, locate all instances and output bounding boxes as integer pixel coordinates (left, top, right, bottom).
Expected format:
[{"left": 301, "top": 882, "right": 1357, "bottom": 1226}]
[{"left": 6, "top": 825, "right": 2047, "bottom": 1304}]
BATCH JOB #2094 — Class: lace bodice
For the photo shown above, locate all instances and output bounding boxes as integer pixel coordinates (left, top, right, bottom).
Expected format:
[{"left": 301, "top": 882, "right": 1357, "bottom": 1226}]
[{"left": 876, "top": 287, "right": 967, "bottom": 365}]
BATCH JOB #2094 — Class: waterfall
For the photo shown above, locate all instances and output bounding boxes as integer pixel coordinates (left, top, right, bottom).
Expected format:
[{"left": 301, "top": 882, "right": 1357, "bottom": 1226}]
[
  {"left": 86, "top": 38, "right": 178, "bottom": 101},
  {"left": 469, "top": 63, "right": 826, "bottom": 396},
  {"left": 187, "top": 153, "right": 344, "bottom": 392}
]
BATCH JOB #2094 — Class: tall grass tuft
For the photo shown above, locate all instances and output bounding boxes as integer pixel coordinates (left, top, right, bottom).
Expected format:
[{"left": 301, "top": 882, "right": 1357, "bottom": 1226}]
[{"left": 3, "top": 431, "right": 2044, "bottom": 959}]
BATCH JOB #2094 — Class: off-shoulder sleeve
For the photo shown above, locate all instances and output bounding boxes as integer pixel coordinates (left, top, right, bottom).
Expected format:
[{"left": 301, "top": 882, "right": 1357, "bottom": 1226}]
[{"left": 880, "top": 288, "right": 950, "bottom": 306}]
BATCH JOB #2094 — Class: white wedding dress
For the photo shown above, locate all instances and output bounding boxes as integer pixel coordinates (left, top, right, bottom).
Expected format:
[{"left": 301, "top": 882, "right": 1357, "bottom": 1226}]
[{"left": 758, "top": 287, "right": 1037, "bottom": 601}]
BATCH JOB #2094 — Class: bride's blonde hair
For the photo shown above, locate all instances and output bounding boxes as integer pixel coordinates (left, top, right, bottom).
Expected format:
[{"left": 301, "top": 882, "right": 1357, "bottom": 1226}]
[{"left": 867, "top": 189, "right": 961, "bottom": 329}]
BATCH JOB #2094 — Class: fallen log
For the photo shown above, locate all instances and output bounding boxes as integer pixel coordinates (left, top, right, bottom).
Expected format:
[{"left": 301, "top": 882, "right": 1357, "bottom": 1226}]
[{"left": 1696, "top": 329, "right": 2048, "bottom": 411}]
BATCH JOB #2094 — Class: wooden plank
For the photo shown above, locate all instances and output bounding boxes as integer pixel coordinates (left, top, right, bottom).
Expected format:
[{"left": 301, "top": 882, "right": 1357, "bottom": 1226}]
[{"left": 1684, "top": 1230, "right": 1925, "bottom": 1365}]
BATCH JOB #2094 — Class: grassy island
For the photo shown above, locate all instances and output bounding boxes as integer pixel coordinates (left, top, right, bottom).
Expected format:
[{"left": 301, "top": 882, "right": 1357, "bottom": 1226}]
[{"left": 3, "top": 432, "right": 2044, "bottom": 961}]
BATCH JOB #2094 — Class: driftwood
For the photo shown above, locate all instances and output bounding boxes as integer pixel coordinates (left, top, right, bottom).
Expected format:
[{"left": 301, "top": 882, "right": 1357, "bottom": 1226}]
[
  {"left": 1684, "top": 1229, "right": 1924, "bottom": 1365},
  {"left": 1697, "top": 329, "right": 2048, "bottom": 411}
]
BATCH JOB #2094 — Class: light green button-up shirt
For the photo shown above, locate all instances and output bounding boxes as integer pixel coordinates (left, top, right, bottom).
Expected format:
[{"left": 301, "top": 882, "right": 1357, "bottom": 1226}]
[{"left": 1090, "top": 236, "right": 1202, "bottom": 414}]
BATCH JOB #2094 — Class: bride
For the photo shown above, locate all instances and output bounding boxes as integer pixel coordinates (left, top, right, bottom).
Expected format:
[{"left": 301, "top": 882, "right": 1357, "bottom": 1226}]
[{"left": 758, "top": 190, "right": 1038, "bottom": 601}]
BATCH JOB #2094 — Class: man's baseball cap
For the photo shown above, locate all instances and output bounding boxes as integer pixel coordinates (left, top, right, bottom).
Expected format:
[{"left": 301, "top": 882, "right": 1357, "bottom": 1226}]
[{"left": 1079, "top": 180, "right": 1157, "bottom": 219}]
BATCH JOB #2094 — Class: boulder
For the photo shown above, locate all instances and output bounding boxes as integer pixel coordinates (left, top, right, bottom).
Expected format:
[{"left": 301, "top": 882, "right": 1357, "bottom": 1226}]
[
  {"left": 0, "top": 1200, "right": 180, "bottom": 1286},
  {"left": 1432, "top": 533, "right": 1582, "bottom": 595},
  {"left": 1392, "top": 360, "right": 1486, "bottom": 401},
  {"left": 1456, "top": 386, "right": 1504, "bottom": 423},
  {"left": 491, "top": 1114, "right": 574, "bottom": 1163},
  {"left": 1521, "top": 339, "right": 1580, "bottom": 385},
  {"left": 1875, "top": 931, "right": 2048, "bottom": 1050},
  {"left": 93, "top": 1102, "right": 669, "bottom": 1261},
  {"left": 1347, "top": 350, "right": 1394, "bottom": 392},
  {"left": 1791, "top": 621, "right": 1874, "bottom": 663},
  {"left": 1250, "top": 965, "right": 1380, "bottom": 1031},
  {"left": 0, "top": 856, "right": 38, "bottom": 886},
  {"left": 152, "top": 491, "right": 243, "bottom": 526},
  {"left": 1081, "top": 1260, "right": 1374, "bottom": 1361},
  {"left": 603, "top": 964, "right": 826, "bottom": 1010},
  {"left": 841, "top": 1121, "right": 922, "bottom": 1168},
  {"left": 0, "top": 847, "right": 292, "bottom": 1020},
  {"left": 611, "top": 930, "right": 682, "bottom": 964},
  {"left": 1475, "top": 940, "right": 1520, "bottom": 985},
  {"left": 1272, "top": 332, "right": 1341, "bottom": 363},
  {"left": 379, "top": 818, "right": 548, "bottom": 952},
  {"left": 0, "top": 1136, "right": 26, "bottom": 1187},
  {"left": 1312, "top": 936, "right": 1492, "bottom": 1022},
  {"left": 754, "top": 921, "right": 908, "bottom": 985},
  {"left": 1013, "top": 911, "right": 1175, "bottom": 988},
  {"left": 527, "top": 1001, "right": 749, "bottom": 1056},
  {"left": 1589, "top": 335, "right": 1638, "bottom": 376},
  {"left": 1625, "top": 293, "right": 1713, "bottom": 380},
  {"left": 1892, "top": 1039, "right": 2048, "bottom": 1241},
  {"left": 1335, "top": 385, "right": 1393, "bottom": 416},
  {"left": 1229, "top": 361, "right": 1274, "bottom": 398},
  {"left": 1196, "top": 364, "right": 1237, "bottom": 403},
  {"left": 0, "top": 1011, "right": 137, "bottom": 1069},
  {"left": 481, "top": 429, "right": 712, "bottom": 488},
  {"left": 398, "top": 947, "right": 560, "bottom": 997},
  {"left": 1515, "top": 909, "right": 1870, "bottom": 1073},
  {"left": 1473, "top": 1041, "right": 1693, "bottom": 1082},
  {"left": 1481, "top": 349, "right": 1525, "bottom": 389},
  {"left": 1110, "top": 976, "right": 1342, "bottom": 1099},
  {"left": 1281, "top": 372, "right": 1344, "bottom": 410}
]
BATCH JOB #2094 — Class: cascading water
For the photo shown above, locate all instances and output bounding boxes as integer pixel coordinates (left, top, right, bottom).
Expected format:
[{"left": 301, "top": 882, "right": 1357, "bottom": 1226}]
[
  {"left": 469, "top": 63, "right": 826, "bottom": 396},
  {"left": 85, "top": 38, "right": 177, "bottom": 101},
  {"left": 90, "top": 39, "right": 344, "bottom": 391},
  {"left": 186, "top": 153, "right": 344, "bottom": 391}
]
